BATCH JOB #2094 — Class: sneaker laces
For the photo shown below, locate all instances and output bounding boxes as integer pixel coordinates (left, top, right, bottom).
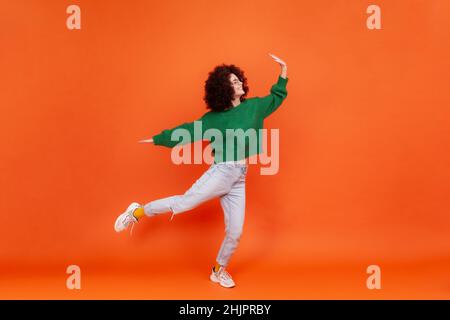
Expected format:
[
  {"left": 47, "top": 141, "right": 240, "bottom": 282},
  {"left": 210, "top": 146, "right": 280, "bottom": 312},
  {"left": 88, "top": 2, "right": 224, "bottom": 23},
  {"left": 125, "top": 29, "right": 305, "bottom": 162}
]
[
  {"left": 129, "top": 219, "right": 136, "bottom": 236},
  {"left": 123, "top": 214, "right": 137, "bottom": 236},
  {"left": 219, "top": 268, "right": 232, "bottom": 281}
]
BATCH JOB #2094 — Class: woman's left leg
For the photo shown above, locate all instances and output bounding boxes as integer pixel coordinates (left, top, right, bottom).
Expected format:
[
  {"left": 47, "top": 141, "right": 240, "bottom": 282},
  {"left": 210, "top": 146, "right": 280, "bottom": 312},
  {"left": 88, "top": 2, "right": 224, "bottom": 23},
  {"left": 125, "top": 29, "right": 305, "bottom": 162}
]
[
  {"left": 209, "top": 165, "right": 247, "bottom": 288},
  {"left": 216, "top": 167, "right": 247, "bottom": 267}
]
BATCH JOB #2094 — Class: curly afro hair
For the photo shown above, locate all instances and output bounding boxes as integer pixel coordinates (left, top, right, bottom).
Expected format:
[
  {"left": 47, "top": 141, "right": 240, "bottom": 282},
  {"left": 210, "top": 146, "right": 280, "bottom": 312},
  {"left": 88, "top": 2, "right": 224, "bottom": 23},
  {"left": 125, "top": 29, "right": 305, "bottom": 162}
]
[{"left": 203, "top": 64, "right": 249, "bottom": 112}]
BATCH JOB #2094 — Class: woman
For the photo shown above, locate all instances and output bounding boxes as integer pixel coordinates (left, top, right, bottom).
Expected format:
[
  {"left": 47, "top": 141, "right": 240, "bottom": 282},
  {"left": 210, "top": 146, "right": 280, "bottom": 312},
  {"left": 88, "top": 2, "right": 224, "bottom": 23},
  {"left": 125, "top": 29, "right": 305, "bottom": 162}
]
[{"left": 114, "top": 53, "right": 288, "bottom": 288}]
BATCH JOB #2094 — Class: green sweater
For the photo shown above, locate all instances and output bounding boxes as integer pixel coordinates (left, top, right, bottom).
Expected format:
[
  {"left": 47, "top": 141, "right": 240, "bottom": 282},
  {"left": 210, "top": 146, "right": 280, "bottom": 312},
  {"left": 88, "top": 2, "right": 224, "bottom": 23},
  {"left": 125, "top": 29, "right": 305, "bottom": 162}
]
[{"left": 153, "top": 75, "right": 288, "bottom": 163}]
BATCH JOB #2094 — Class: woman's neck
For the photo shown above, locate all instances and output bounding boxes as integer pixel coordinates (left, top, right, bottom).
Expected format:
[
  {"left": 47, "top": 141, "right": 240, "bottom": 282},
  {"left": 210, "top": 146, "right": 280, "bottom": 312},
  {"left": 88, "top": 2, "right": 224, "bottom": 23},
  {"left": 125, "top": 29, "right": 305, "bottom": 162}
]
[{"left": 231, "top": 97, "right": 241, "bottom": 107}]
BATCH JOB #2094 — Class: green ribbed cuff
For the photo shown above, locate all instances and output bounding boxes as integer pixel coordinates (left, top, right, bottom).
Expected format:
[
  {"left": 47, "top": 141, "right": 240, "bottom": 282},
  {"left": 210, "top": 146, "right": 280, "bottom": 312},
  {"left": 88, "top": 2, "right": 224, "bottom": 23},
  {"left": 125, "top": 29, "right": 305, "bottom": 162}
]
[
  {"left": 277, "top": 75, "right": 288, "bottom": 87},
  {"left": 152, "top": 134, "right": 163, "bottom": 145}
]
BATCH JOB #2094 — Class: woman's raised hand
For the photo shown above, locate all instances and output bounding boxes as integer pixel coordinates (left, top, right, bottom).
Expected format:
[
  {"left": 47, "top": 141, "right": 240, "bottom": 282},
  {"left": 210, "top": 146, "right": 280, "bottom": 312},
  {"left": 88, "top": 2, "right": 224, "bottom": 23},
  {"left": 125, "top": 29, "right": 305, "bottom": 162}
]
[
  {"left": 269, "top": 53, "right": 287, "bottom": 78},
  {"left": 269, "top": 53, "right": 287, "bottom": 67}
]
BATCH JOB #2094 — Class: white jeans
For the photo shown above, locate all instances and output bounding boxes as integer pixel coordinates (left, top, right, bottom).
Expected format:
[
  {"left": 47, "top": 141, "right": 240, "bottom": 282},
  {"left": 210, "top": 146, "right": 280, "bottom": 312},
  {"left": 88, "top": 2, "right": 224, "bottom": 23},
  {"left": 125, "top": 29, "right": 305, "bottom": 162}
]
[{"left": 143, "top": 162, "right": 248, "bottom": 267}]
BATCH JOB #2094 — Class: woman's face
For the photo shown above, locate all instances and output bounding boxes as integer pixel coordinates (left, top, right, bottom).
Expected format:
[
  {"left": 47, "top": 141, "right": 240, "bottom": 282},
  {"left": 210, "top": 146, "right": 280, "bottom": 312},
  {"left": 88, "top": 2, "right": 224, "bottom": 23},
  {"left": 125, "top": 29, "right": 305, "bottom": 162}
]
[{"left": 229, "top": 73, "right": 245, "bottom": 97}]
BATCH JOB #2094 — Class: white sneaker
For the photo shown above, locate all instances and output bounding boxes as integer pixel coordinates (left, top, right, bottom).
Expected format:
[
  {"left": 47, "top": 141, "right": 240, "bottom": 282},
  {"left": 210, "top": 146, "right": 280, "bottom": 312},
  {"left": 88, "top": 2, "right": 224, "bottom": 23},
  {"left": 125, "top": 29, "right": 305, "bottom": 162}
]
[
  {"left": 114, "top": 202, "right": 141, "bottom": 233},
  {"left": 210, "top": 266, "right": 236, "bottom": 288}
]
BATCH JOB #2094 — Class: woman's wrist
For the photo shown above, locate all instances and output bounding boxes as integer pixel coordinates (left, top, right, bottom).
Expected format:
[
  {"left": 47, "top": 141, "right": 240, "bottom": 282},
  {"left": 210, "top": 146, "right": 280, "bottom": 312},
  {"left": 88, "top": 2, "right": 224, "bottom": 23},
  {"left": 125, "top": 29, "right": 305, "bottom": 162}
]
[{"left": 280, "top": 66, "right": 288, "bottom": 79}]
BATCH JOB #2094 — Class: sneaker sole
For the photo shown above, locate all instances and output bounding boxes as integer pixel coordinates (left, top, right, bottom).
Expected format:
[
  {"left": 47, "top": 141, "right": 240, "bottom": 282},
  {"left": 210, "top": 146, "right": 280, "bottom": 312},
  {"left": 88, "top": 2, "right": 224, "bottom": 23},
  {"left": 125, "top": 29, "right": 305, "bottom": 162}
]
[{"left": 114, "top": 213, "right": 127, "bottom": 232}]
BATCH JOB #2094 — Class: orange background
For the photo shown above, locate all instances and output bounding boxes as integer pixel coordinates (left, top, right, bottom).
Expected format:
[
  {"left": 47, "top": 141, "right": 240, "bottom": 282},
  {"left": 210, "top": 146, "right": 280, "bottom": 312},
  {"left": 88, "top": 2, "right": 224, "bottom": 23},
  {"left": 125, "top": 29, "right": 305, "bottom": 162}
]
[{"left": 1, "top": 0, "right": 449, "bottom": 299}]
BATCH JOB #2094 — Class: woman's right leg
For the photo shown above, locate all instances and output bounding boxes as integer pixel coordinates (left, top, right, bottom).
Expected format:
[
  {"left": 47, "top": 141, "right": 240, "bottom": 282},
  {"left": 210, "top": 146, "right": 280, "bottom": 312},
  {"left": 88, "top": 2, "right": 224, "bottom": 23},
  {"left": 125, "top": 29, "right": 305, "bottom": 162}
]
[{"left": 143, "top": 164, "right": 237, "bottom": 220}]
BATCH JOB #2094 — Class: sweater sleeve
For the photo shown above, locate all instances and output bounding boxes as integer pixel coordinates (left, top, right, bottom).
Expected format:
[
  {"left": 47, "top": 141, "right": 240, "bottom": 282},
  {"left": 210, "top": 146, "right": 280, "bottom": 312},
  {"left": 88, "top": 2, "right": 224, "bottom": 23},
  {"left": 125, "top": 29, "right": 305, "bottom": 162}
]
[
  {"left": 256, "top": 76, "right": 289, "bottom": 118},
  {"left": 152, "top": 114, "right": 207, "bottom": 148}
]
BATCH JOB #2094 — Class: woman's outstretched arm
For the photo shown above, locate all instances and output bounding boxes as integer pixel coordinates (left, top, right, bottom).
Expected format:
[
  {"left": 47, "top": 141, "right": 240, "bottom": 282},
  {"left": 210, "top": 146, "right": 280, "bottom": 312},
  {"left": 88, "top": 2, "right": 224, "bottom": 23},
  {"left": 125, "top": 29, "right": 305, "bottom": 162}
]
[{"left": 139, "top": 114, "right": 207, "bottom": 147}]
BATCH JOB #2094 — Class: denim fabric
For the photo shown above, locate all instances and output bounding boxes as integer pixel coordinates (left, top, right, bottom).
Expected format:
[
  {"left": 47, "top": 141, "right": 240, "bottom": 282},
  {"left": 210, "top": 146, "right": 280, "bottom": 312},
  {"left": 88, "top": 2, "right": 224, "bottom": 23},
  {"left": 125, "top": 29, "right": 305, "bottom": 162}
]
[{"left": 143, "top": 162, "right": 248, "bottom": 267}]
